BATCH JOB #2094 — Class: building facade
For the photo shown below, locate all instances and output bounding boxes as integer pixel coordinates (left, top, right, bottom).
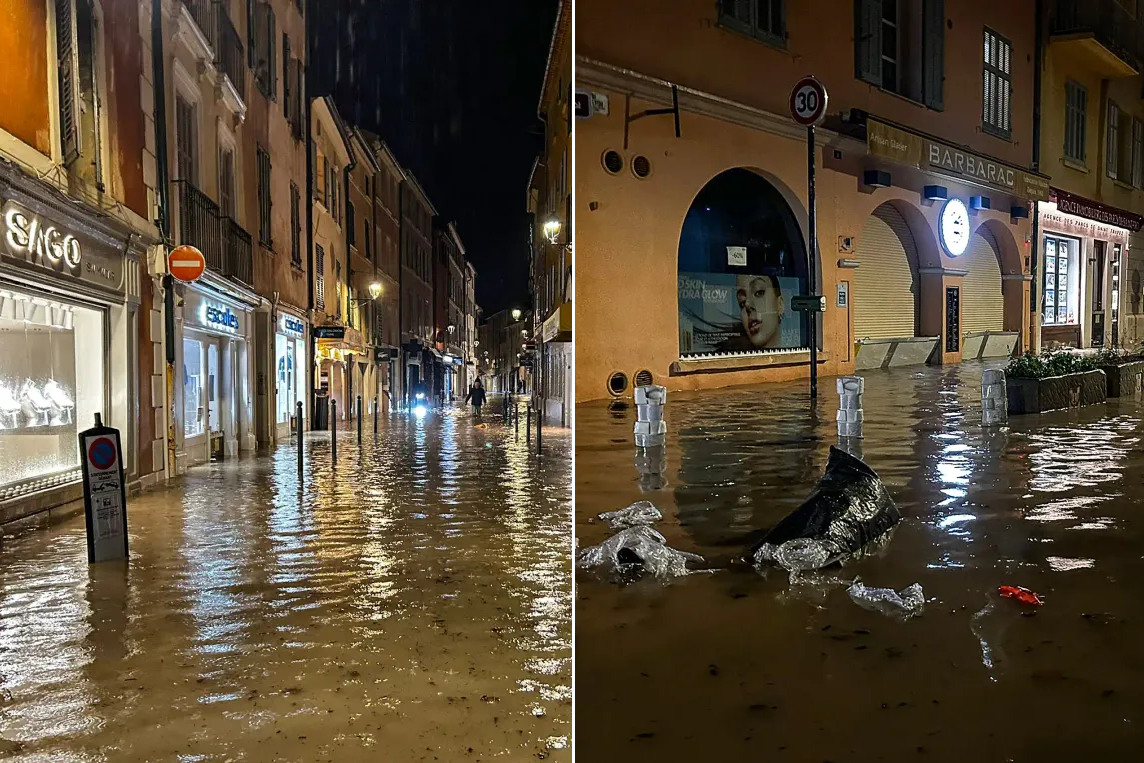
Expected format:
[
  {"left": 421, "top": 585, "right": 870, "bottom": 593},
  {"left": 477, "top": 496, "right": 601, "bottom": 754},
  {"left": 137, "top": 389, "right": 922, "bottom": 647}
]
[
  {"left": 1037, "top": 2, "right": 1144, "bottom": 352},
  {"left": 532, "top": 0, "right": 573, "bottom": 424},
  {"left": 0, "top": 0, "right": 157, "bottom": 522},
  {"left": 362, "top": 133, "right": 403, "bottom": 412},
  {"left": 433, "top": 220, "right": 467, "bottom": 401},
  {"left": 309, "top": 95, "right": 355, "bottom": 425},
  {"left": 464, "top": 262, "right": 480, "bottom": 391},
  {"left": 400, "top": 172, "right": 436, "bottom": 407},
  {"left": 576, "top": 0, "right": 1042, "bottom": 400},
  {"left": 346, "top": 127, "right": 383, "bottom": 420}
]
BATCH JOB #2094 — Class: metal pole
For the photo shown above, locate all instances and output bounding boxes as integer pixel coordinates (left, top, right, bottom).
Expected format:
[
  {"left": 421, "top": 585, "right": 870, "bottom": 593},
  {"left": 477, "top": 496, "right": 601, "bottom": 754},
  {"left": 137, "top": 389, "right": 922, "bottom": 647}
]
[
  {"left": 526, "top": 405, "right": 532, "bottom": 441},
  {"left": 515, "top": 396, "right": 520, "bottom": 437},
  {"left": 373, "top": 396, "right": 379, "bottom": 434},
  {"left": 357, "top": 395, "right": 362, "bottom": 444},
  {"left": 807, "top": 124, "right": 819, "bottom": 401},
  {"left": 537, "top": 342, "right": 543, "bottom": 455},
  {"left": 331, "top": 398, "right": 337, "bottom": 465},
  {"left": 296, "top": 400, "right": 303, "bottom": 477}
]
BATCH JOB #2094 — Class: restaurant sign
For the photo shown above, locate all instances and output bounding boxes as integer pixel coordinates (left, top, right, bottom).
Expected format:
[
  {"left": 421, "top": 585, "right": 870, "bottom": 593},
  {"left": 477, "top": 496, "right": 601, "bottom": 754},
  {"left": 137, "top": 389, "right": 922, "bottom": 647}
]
[{"left": 867, "top": 119, "right": 1050, "bottom": 202}]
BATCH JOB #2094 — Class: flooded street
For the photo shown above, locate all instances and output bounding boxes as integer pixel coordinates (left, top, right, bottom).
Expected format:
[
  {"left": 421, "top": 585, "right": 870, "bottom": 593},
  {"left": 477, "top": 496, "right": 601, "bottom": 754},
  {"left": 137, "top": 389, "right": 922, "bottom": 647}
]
[
  {"left": 576, "top": 362, "right": 1144, "bottom": 762},
  {"left": 0, "top": 401, "right": 571, "bottom": 762}
]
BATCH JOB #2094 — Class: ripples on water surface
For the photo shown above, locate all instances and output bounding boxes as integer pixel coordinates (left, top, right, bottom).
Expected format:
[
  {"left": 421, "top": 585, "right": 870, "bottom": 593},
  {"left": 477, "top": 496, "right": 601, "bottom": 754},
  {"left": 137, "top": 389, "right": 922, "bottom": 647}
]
[
  {"left": 577, "top": 362, "right": 1144, "bottom": 762},
  {"left": 0, "top": 406, "right": 571, "bottom": 761}
]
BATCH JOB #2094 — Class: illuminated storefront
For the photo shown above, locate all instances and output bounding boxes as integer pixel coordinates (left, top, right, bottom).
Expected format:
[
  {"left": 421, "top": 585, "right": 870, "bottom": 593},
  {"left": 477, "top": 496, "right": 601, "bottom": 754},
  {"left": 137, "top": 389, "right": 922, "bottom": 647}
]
[{"left": 275, "top": 311, "right": 307, "bottom": 439}]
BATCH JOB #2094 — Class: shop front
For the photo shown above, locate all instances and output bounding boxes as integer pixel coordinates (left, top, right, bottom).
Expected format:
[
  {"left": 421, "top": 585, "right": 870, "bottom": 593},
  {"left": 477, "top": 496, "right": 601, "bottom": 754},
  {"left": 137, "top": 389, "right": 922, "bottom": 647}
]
[
  {"left": 179, "top": 283, "right": 257, "bottom": 466},
  {"left": 275, "top": 311, "right": 308, "bottom": 441},
  {"left": 0, "top": 185, "right": 141, "bottom": 520},
  {"left": 314, "top": 324, "right": 367, "bottom": 423},
  {"left": 1037, "top": 190, "right": 1141, "bottom": 350},
  {"left": 541, "top": 301, "right": 572, "bottom": 426}
]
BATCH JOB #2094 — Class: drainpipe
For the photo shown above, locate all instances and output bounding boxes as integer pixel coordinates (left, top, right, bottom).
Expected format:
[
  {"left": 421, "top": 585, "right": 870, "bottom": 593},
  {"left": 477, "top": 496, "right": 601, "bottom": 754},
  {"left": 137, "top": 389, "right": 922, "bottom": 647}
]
[
  {"left": 1030, "top": 0, "right": 1044, "bottom": 353},
  {"left": 152, "top": 0, "right": 177, "bottom": 478}
]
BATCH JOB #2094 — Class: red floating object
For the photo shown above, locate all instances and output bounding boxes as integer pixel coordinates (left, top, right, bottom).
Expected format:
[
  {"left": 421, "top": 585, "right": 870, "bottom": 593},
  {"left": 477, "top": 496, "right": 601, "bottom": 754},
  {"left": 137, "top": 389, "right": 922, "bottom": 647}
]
[{"left": 999, "top": 585, "right": 1043, "bottom": 606}]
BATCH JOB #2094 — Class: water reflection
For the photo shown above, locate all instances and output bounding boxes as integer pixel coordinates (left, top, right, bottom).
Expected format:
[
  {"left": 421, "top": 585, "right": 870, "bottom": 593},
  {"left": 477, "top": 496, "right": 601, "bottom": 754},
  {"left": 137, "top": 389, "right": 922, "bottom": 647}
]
[
  {"left": 577, "top": 361, "right": 1144, "bottom": 761},
  {"left": 0, "top": 403, "right": 570, "bottom": 761}
]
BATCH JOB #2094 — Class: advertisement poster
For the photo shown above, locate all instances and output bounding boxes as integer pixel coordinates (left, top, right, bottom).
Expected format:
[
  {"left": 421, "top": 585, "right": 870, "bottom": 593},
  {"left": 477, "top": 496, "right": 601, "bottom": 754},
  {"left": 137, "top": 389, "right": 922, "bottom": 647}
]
[{"left": 678, "top": 272, "right": 806, "bottom": 354}]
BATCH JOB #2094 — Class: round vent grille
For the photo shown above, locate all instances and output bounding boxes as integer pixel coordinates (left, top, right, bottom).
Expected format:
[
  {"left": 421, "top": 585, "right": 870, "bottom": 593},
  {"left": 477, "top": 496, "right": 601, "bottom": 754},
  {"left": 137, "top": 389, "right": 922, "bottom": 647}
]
[
  {"left": 602, "top": 150, "right": 624, "bottom": 175},
  {"left": 607, "top": 371, "right": 629, "bottom": 397},
  {"left": 634, "top": 369, "right": 654, "bottom": 387},
  {"left": 632, "top": 155, "right": 652, "bottom": 179}
]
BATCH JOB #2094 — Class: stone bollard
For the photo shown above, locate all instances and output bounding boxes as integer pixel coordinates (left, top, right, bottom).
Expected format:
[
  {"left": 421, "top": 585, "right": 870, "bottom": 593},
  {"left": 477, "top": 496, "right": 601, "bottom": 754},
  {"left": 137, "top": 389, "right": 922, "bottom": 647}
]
[
  {"left": 634, "top": 385, "right": 667, "bottom": 448},
  {"left": 981, "top": 368, "right": 1008, "bottom": 426},
  {"left": 836, "top": 376, "right": 864, "bottom": 439},
  {"left": 634, "top": 444, "right": 668, "bottom": 491}
]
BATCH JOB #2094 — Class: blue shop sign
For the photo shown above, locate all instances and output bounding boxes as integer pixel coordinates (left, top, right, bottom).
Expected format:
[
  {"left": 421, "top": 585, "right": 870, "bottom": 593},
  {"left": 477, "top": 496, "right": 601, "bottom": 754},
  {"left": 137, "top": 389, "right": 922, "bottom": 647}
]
[
  {"left": 279, "top": 314, "right": 305, "bottom": 337},
  {"left": 202, "top": 303, "right": 240, "bottom": 332}
]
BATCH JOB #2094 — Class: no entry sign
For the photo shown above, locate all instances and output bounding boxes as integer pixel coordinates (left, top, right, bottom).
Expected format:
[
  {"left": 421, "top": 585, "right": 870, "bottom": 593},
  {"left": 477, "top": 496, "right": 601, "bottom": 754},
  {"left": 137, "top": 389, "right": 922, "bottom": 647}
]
[
  {"left": 169, "top": 245, "right": 206, "bottom": 283},
  {"left": 79, "top": 414, "right": 129, "bottom": 563},
  {"left": 789, "top": 76, "right": 828, "bottom": 127}
]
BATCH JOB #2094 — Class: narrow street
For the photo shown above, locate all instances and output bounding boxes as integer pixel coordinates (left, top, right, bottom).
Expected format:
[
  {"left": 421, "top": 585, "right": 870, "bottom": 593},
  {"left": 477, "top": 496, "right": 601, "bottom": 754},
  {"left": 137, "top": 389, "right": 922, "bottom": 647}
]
[
  {"left": 576, "top": 362, "right": 1144, "bottom": 762},
  {"left": 0, "top": 400, "right": 571, "bottom": 761}
]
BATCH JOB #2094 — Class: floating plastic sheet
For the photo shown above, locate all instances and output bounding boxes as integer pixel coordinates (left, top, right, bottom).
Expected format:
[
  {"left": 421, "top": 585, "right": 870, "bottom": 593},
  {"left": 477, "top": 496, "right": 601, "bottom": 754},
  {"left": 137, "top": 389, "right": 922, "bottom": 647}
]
[
  {"left": 750, "top": 446, "right": 902, "bottom": 568},
  {"left": 577, "top": 526, "right": 704, "bottom": 580},
  {"left": 598, "top": 501, "right": 663, "bottom": 530},
  {"left": 847, "top": 581, "right": 925, "bottom": 618}
]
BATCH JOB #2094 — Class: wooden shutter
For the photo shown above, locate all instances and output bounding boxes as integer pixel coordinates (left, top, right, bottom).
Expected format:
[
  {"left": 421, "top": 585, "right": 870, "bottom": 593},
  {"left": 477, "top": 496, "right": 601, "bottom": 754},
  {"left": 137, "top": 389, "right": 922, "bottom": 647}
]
[
  {"left": 268, "top": 6, "right": 277, "bottom": 100},
  {"left": 922, "top": 0, "right": 944, "bottom": 110},
  {"left": 247, "top": 0, "right": 255, "bottom": 66},
  {"left": 854, "top": 205, "right": 919, "bottom": 340},
  {"left": 56, "top": 0, "right": 81, "bottom": 164},
  {"left": 855, "top": 0, "right": 882, "bottom": 85},
  {"left": 283, "top": 35, "right": 291, "bottom": 118},
  {"left": 962, "top": 230, "right": 1004, "bottom": 334}
]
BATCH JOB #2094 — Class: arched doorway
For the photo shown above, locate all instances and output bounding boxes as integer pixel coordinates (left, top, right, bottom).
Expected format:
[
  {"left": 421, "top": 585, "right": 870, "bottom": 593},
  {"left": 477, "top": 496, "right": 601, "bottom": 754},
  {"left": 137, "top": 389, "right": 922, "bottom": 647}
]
[
  {"left": 962, "top": 228, "right": 1005, "bottom": 334},
  {"left": 854, "top": 203, "right": 921, "bottom": 340},
  {"left": 677, "top": 169, "right": 809, "bottom": 357}
]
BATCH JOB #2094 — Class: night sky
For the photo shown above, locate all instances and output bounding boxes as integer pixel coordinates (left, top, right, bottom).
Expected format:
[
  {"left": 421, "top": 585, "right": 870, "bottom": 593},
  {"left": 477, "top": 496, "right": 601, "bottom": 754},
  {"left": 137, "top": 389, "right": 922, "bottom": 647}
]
[{"left": 308, "top": 0, "right": 559, "bottom": 316}]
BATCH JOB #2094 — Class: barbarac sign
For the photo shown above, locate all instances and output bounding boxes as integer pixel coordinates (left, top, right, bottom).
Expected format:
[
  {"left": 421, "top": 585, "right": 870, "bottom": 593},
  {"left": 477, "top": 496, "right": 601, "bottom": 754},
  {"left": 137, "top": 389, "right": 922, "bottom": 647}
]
[{"left": 1053, "top": 188, "right": 1144, "bottom": 232}]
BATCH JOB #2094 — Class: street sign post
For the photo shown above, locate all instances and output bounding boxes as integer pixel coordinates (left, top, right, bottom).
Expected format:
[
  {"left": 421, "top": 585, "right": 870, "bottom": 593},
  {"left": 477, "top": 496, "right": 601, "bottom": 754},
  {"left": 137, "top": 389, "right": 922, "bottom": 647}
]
[
  {"left": 79, "top": 413, "right": 128, "bottom": 563},
  {"left": 789, "top": 76, "right": 828, "bottom": 401},
  {"left": 168, "top": 245, "right": 206, "bottom": 283}
]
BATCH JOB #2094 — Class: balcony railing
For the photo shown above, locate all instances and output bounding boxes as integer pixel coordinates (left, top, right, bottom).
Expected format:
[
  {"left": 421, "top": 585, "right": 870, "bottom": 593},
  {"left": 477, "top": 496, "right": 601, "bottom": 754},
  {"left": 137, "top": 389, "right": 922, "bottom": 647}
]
[
  {"left": 216, "top": 7, "right": 245, "bottom": 101},
  {"left": 1051, "top": 0, "right": 1141, "bottom": 73},
  {"left": 183, "top": 0, "right": 218, "bottom": 51},
  {"left": 222, "top": 217, "right": 253, "bottom": 286},
  {"left": 176, "top": 180, "right": 224, "bottom": 275}
]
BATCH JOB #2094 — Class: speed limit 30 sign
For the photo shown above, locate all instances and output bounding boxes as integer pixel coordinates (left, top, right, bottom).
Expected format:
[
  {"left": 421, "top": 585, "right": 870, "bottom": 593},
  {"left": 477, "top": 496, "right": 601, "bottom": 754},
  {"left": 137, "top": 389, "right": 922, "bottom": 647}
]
[{"left": 789, "top": 76, "right": 828, "bottom": 126}]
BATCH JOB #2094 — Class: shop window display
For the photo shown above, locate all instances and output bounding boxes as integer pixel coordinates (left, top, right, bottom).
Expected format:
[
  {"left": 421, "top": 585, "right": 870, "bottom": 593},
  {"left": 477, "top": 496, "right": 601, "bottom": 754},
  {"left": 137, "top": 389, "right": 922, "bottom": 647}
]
[
  {"left": 184, "top": 338, "right": 205, "bottom": 438},
  {"left": 0, "top": 289, "right": 104, "bottom": 495},
  {"left": 1043, "top": 236, "right": 1079, "bottom": 326}
]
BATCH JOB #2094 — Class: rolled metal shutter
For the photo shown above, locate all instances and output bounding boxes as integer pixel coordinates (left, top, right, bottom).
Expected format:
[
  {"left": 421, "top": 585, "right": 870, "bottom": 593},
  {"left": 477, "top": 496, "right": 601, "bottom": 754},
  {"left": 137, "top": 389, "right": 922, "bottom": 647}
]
[
  {"left": 961, "top": 229, "right": 1005, "bottom": 333},
  {"left": 854, "top": 206, "right": 918, "bottom": 339}
]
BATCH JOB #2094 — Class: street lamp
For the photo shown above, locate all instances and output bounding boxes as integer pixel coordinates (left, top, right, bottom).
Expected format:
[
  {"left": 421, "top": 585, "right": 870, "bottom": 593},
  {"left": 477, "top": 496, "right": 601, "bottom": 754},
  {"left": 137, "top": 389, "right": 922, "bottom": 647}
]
[
  {"left": 447, "top": 324, "right": 455, "bottom": 334},
  {"left": 521, "top": 329, "right": 529, "bottom": 338},
  {"left": 368, "top": 282, "right": 382, "bottom": 300},
  {"left": 543, "top": 218, "right": 561, "bottom": 244},
  {"left": 511, "top": 308, "right": 522, "bottom": 321}
]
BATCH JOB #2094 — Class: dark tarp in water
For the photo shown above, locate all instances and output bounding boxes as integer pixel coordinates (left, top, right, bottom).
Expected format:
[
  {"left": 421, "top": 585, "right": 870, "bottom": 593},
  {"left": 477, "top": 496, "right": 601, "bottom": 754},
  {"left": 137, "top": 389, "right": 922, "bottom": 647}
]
[{"left": 749, "top": 446, "right": 901, "bottom": 565}]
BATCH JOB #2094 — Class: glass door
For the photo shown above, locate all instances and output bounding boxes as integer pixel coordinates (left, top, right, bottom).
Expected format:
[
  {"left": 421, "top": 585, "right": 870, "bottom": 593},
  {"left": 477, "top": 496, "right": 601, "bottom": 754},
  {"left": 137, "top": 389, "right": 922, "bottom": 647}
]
[
  {"left": 183, "top": 336, "right": 205, "bottom": 440},
  {"left": 208, "top": 342, "right": 220, "bottom": 434}
]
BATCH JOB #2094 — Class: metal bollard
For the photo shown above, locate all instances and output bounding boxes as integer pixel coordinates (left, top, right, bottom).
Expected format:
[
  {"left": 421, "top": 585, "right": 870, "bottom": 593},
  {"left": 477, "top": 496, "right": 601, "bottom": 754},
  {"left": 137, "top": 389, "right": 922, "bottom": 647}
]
[
  {"left": 331, "top": 398, "right": 338, "bottom": 465},
  {"left": 515, "top": 399, "right": 520, "bottom": 437},
  {"left": 634, "top": 385, "right": 667, "bottom": 448},
  {"left": 357, "top": 395, "right": 363, "bottom": 444},
  {"left": 374, "top": 397, "right": 379, "bottom": 434},
  {"left": 981, "top": 369, "right": 1008, "bottom": 426},
  {"left": 537, "top": 401, "right": 542, "bottom": 455},
  {"left": 836, "top": 376, "right": 864, "bottom": 440},
  {"left": 296, "top": 400, "right": 303, "bottom": 477},
  {"left": 526, "top": 405, "right": 532, "bottom": 440}
]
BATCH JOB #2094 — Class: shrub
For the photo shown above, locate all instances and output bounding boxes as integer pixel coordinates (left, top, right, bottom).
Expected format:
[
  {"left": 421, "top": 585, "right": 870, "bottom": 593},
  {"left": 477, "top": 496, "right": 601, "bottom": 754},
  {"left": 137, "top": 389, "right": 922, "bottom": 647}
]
[{"left": 1006, "top": 350, "right": 1097, "bottom": 380}]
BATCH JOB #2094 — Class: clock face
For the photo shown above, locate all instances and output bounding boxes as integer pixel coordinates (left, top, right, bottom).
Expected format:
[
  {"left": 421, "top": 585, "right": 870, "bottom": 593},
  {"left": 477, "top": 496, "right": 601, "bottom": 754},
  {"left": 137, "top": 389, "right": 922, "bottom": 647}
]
[{"left": 940, "top": 198, "right": 970, "bottom": 257}]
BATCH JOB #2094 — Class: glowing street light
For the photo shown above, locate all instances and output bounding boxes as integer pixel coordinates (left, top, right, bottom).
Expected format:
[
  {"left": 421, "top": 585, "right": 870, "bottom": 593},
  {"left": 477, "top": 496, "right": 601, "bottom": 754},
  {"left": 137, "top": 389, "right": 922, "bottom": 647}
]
[
  {"left": 368, "top": 282, "right": 382, "bottom": 300},
  {"left": 543, "top": 218, "right": 561, "bottom": 244},
  {"left": 511, "top": 308, "right": 522, "bottom": 321}
]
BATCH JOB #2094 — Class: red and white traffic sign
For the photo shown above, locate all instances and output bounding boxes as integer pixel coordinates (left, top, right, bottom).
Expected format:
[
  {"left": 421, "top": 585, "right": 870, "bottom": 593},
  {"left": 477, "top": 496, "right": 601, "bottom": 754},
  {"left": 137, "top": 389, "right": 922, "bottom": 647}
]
[
  {"left": 789, "top": 76, "right": 828, "bottom": 127},
  {"left": 168, "top": 245, "right": 206, "bottom": 283}
]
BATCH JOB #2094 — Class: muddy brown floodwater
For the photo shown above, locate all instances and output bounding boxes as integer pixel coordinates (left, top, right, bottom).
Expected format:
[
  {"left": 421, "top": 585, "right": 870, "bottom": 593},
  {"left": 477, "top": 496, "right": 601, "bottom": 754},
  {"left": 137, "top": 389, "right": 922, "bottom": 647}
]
[
  {"left": 0, "top": 403, "right": 570, "bottom": 762},
  {"left": 576, "top": 361, "right": 1144, "bottom": 762}
]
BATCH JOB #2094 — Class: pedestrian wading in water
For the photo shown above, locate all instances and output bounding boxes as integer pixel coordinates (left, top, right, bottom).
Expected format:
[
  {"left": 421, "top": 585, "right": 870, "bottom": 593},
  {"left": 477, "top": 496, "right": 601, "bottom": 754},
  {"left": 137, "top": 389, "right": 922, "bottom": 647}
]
[{"left": 465, "top": 379, "right": 487, "bottom": 416}]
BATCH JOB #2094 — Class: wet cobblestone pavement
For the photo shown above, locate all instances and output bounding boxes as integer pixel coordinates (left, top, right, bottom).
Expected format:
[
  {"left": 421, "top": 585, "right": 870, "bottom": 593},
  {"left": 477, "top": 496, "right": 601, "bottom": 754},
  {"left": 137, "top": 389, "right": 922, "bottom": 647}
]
[
  {"left": 0, "top": 402, "right": 570, "bottom": 761},
  {"left": 576, "top": 361, "right": 1144, "bottom": 762}
]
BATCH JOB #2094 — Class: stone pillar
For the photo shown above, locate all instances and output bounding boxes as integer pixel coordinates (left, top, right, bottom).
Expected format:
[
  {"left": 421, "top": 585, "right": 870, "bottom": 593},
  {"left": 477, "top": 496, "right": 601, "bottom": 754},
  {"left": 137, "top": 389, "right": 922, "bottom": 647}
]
[
  {"left": 982, "top": 368, "right": 1008, "bottom": 426},
  {"left": 634, "top": 385, "right": 666, "bottom": 447},
  {"left": 837, "top": 376, "right": 864, "bottom": 439}
]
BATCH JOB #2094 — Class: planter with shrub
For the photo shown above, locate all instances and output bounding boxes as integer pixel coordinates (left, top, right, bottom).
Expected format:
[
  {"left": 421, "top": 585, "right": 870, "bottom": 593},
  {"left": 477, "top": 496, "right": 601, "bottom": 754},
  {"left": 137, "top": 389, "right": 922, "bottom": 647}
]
[
  {"left": 1005, "top": 351, "right": 1107, "bottom": 414},
  {"left": 1093, "top": 348, "right": 1144, "bottom": 398}
]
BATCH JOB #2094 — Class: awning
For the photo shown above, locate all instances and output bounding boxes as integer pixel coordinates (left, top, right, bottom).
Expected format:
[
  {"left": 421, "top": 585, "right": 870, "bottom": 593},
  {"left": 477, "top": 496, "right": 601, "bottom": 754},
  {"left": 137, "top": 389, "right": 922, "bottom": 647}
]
[{"left": 542, "top": 301, "right": 572, "bottom": 342}]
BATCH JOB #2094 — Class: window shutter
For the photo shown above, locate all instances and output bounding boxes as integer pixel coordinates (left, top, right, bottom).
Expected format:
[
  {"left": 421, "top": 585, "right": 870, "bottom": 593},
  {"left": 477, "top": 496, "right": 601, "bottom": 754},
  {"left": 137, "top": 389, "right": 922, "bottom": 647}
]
[
  {"left": 56, "top": 0, "right": 81, "bottom": 164},
  {"left": 247, "top": 0, "right": 255, "bottom": 67},
  {"left": 283, "top": 35, "right": 291, "bottom": 118},
  {"left": 855, "top": 0, "right": 883, "bottom": 85},
  {"left": 294, "top": 60, "right": 305, "bottom": 135},
  {"left": 922, "top": 0, "right": 944, "bottom": 110},
  {"left": 268, "top": 7, "right": 277, "bottom": 100}
]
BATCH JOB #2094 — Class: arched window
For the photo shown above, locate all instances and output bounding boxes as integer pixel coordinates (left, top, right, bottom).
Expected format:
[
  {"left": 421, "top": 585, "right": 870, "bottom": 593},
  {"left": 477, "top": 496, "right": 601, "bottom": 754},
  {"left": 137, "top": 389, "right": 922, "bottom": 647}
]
[{"left": 678, "top": 169, "right": 809, "bottom": 356}]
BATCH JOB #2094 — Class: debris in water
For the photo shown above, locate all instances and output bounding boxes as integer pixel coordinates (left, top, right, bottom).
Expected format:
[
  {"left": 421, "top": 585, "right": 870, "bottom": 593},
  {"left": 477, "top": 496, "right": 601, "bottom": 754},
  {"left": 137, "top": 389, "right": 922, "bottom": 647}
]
[
  {"left": 847, "top": 581, "right": 925, "bottom": 619},
  {"left": 577, "top": 526, "right": 704, "bottom": 581},
  {"left": 998, "top": 585, "right": 1043, "bottom": 606},
  {"left": 597, "top": 500, "right": 662, "bottom": 530}
]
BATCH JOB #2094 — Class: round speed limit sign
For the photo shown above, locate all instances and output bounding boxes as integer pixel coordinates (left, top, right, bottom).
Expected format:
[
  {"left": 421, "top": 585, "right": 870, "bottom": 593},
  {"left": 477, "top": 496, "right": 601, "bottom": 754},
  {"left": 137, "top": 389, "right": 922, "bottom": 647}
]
[{"left": 789, "top": 76, "right": 828, "bottom": 126}]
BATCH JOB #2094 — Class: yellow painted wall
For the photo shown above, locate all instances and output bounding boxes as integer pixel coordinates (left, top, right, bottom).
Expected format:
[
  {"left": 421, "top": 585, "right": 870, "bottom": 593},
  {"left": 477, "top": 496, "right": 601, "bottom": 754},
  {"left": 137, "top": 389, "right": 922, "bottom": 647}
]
[{"left": 0, "top": 0, "right": 51, "bottom": 156}]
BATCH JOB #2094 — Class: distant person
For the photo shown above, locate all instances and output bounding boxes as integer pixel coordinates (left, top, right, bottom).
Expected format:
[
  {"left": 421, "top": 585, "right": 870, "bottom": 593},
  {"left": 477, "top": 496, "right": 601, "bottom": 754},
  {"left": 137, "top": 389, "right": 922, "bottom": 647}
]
[{"left": 465, "top": 379, "right": 486, "bottom": 417}]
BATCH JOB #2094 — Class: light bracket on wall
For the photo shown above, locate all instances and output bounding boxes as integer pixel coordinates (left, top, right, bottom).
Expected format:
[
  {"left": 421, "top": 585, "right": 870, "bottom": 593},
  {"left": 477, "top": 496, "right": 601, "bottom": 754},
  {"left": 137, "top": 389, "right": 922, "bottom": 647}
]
[
  {"left": 923, "top": 185, "right": 948, "bottom": 201},
  {"left": 863, "top": 169, "right": 891, "bottom": 188},
  {"left": 624, "top": 86, "right": 681, "bottom": 150},
  {"left": 970, "top": 195, "right": 991, "bottom": 211},
  {"left": 1009, "top": 205, "right": 1030, "bottom": 221}
]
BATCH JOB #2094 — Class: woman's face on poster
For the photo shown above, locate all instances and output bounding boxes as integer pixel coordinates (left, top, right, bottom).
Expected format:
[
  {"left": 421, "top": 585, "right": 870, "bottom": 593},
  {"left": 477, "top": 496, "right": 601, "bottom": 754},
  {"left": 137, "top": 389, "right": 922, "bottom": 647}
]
[{"left": 736, "top": 275, "right": 784, "bottom": 348}]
